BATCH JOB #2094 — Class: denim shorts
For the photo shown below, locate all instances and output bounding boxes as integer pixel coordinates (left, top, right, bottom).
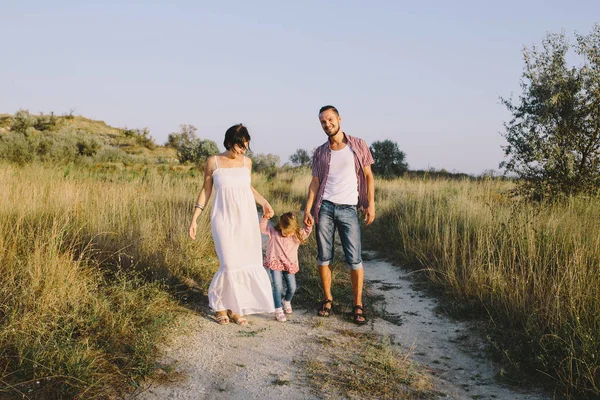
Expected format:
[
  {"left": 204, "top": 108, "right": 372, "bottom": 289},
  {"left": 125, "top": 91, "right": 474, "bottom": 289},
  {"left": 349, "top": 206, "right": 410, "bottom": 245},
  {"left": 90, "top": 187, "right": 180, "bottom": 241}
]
[{"left": 316, "top": 200, "right": 363, "bottom": 270}]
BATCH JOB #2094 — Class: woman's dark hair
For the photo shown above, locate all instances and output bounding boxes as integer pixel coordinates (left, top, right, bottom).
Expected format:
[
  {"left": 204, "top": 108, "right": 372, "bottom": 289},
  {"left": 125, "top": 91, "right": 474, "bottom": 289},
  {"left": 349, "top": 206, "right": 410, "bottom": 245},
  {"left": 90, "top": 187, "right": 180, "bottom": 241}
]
[{"left": 223, "top": 124, "right": 251, "bottom": 151}]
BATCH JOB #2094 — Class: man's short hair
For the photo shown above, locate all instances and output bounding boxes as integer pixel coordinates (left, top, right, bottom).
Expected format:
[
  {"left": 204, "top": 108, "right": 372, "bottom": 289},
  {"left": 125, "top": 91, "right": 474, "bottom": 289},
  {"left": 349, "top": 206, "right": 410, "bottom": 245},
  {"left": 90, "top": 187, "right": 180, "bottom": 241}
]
[{"left": 319, "top": 105, "right": 339, "bottom": 116}]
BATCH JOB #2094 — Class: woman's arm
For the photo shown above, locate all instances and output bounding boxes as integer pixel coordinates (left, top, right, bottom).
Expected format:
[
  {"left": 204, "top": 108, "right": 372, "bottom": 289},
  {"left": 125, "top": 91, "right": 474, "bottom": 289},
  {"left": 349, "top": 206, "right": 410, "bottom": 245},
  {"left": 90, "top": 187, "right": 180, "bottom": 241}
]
[
  {"left": 246, "top": 157, "right": 275, "bottom": 218},
  {"left": 251, "top": 186, "right": 274, "bottom": 218},
  {"left": 188, "top": 156, "right": 216, "bottom": 240}
]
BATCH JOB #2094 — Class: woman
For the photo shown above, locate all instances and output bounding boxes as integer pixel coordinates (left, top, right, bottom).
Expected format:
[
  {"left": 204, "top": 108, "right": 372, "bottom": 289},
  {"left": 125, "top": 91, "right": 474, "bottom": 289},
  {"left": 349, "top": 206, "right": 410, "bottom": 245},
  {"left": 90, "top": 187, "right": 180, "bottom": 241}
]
[{"left": 188, "top": 124, "right": 275, "bottom": 325}]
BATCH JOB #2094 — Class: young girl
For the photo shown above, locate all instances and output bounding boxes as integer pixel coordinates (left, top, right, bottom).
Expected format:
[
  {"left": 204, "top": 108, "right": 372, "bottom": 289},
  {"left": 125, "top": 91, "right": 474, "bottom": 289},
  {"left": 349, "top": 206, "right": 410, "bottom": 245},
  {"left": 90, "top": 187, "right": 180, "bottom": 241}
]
[{"left": 260, "top": 212, "right": 312, "bottom": 322}]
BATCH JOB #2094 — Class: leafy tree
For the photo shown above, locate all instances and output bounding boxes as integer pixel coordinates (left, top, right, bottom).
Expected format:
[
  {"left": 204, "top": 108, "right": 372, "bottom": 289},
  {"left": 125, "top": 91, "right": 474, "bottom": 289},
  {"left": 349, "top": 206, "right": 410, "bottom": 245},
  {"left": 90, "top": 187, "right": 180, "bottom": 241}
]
[
  {"left": 369, "top": 139, "right": 408, "bottom": 178},
  {"left": 195, "top": 139, "right": 220, "bottom": 164},
  {"left": 250, "top": 152, "right": 280, "bottom": 177},
  {"left": 167, "top": 124, "right": 196, "bottom": 149},
  {"left": 167, "top": 124, "right": 219, "bottom": 165},
  {"left": 289, "top": 148, "right": 311, "bottom": 168},
  {"left": 501, "top": 25, "right": 600, "bottom": 199}
]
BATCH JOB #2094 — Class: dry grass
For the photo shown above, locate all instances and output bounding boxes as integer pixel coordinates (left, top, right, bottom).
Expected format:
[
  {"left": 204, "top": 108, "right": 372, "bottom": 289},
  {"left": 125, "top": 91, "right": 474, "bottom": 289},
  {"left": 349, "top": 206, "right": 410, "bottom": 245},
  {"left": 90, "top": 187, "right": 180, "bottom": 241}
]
[
  {"left": 11, "top": 160, "right": 598, "bottom": 398},
  {"left": 0, "top": 163, "right": 360, "bottom": 399},
  {"left": 303, "top": 328, "right": 435, "bottom": 399},
  {"left": 365, "top": 176, "right": 600, "bottom": 397},
  {"left": 0, "top": 163, "right": 216, "bottom": 398}
]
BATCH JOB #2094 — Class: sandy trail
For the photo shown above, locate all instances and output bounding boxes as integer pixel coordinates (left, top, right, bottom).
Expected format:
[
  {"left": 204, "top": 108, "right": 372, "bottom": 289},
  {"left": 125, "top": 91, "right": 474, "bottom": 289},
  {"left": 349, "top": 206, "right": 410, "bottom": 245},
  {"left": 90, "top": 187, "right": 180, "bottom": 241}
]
[{"left": 130, "top": 252, "right": 549, "bottom": 400}]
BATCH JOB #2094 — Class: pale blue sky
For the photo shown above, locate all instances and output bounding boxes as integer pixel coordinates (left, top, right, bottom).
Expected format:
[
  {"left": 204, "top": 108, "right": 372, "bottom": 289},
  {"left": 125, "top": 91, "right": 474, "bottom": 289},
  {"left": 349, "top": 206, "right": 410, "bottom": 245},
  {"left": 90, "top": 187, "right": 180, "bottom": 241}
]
[{"left": 2, "top": 1, "right": 598, "bottom": 174}]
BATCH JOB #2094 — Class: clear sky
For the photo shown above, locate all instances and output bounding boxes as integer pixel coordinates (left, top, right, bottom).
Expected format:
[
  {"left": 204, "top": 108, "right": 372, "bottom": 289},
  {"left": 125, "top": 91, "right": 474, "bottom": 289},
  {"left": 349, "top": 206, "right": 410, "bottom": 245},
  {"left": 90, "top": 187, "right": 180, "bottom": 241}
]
[{"left": 2, "top": 1, "right": 598, "bottom": 174}]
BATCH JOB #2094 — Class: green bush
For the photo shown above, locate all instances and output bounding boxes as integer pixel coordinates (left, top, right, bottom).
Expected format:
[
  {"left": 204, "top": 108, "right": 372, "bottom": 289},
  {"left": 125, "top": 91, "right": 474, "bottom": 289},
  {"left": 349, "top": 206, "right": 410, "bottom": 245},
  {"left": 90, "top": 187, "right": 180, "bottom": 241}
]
[
  {"left": 11, "top": 110, "right": 35, "bottom": 135},
  {"left": 34, "top": 112, "right": 59, "bottom": 132},
  {"left": 0, "top": 134, "right": 35, "bottom": 165},
  {"left": 123, "top": 127, "right": 156, "bottom": 150},
  {"left": 167, "top": 125, "right": 219, "bottom": 165},
  {"left": 76, "top": 138, "right": 101, "bottom": 157}
]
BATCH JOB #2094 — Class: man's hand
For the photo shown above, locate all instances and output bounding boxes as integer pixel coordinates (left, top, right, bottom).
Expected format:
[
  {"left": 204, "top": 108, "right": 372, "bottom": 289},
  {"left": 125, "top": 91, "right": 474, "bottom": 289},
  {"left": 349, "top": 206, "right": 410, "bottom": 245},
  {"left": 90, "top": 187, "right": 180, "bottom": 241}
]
[
  {"left": 304, "top": 210, "right": 314, "bottom": 227},
  {"left": 364, "top": 204, "right": 375, "bottom": 226}
]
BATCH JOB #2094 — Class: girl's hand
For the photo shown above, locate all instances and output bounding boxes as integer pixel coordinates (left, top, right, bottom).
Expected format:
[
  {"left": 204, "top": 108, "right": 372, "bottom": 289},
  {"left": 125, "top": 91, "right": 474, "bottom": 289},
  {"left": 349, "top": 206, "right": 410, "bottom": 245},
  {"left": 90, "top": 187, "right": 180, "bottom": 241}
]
[{"left": 188, "top": 221, "right": 197, "bottom": 240}]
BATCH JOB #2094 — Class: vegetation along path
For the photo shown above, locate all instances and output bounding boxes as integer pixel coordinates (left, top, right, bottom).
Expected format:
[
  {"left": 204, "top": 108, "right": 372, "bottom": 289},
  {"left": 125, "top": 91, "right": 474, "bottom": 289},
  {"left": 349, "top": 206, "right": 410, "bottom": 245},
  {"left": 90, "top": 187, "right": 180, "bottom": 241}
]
[{"left": 130, "top": 251, "right": 550, "bottom": 400}]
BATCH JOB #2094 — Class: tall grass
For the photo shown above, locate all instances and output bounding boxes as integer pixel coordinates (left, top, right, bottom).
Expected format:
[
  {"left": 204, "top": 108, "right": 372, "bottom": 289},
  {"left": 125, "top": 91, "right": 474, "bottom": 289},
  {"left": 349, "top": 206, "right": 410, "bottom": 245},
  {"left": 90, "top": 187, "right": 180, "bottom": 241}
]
[
  {"left": 0, "top": 163, "right": 217, "bottom": 398},
  {"left": 0, "top": 163, "right": 355, "bottom": 398},
  {"left": 365, "top": 177, "right": 600, "bottom": 397}
]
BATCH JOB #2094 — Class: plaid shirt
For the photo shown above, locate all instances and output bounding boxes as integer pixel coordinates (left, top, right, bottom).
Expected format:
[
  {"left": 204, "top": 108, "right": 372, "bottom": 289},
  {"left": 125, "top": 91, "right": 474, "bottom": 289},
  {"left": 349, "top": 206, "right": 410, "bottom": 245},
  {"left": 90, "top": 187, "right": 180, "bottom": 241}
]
[{"left": 310, "top": 133, "right": 374, "bottom": 223}]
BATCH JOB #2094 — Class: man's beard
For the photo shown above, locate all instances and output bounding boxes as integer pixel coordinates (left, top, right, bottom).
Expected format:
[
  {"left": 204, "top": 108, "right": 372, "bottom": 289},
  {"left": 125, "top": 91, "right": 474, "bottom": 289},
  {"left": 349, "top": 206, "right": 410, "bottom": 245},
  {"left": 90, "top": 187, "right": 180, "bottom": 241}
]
[{"left": 325, "top": 126, "right": 339, "bottom": 137}]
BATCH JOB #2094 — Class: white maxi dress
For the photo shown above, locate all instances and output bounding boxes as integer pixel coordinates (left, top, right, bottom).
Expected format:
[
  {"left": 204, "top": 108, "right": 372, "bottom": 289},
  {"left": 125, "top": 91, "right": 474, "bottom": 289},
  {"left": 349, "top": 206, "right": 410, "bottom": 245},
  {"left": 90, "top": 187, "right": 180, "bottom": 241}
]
[{"left": 208, "top": 157, "right": 275, "bottom": 315}]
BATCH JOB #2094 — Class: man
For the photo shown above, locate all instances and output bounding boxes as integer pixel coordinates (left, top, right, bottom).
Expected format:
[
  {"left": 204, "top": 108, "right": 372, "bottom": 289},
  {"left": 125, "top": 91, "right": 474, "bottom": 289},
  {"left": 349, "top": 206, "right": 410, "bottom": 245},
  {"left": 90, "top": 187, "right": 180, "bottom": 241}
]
[{"left": 303, "top": 105, "right": 375, "bottom": 324}]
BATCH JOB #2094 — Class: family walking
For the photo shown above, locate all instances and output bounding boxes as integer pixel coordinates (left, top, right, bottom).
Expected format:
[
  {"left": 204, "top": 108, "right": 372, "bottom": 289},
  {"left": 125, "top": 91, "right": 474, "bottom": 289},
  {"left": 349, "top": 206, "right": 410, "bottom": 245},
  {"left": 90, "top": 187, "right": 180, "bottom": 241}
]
[{"left": 187, "top": 105, "right": 375, "bottom": 326}]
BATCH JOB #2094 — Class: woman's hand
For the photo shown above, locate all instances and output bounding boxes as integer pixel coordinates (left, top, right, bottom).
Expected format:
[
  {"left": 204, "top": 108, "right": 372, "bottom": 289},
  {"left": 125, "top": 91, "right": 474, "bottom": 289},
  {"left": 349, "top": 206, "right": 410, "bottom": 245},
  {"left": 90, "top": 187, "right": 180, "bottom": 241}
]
[{"left": 188, "top": 221, "right": 197, "bottom": 240}]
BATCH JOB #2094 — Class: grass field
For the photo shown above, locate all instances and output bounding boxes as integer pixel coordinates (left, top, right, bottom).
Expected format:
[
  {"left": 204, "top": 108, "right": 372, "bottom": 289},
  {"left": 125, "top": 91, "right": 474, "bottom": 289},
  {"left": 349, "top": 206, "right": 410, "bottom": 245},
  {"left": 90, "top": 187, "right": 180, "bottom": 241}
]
[
  {"left": 0, "top": 163, "right": 365, "bottom": 399},
  {"left": 1, "top": 153, "right": 600, "bottom": 398},
  {"left": 364, "top": 177, "right": 600, "bottom": 397}
]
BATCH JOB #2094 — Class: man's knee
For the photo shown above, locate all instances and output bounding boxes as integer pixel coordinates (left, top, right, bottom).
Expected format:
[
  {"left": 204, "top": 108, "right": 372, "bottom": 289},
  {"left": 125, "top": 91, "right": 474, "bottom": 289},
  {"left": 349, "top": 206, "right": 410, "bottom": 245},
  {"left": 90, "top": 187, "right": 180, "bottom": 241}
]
[{"left": 348, "top": 261, "right": 364, "bottom": 271}]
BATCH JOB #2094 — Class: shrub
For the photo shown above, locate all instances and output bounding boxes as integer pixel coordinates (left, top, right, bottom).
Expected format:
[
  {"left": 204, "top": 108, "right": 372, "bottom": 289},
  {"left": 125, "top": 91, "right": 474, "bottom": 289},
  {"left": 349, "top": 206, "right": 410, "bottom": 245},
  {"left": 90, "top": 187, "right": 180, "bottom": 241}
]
[
  {"left": 76, "top": 138, "right": 101, "bottom": 157},
  {"left": 11, "top": 110, "right": 35, "bottom": 135},
  {"left": 167, "top": 125, "right": 219, "bottom": 165}
]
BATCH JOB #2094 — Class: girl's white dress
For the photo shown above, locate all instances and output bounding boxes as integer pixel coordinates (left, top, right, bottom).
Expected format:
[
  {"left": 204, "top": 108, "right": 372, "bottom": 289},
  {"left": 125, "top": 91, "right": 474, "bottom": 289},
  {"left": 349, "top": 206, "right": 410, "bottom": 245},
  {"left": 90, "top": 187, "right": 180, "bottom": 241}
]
[{"left": 208, "top": 157, "right": 275, "bottom": 315}]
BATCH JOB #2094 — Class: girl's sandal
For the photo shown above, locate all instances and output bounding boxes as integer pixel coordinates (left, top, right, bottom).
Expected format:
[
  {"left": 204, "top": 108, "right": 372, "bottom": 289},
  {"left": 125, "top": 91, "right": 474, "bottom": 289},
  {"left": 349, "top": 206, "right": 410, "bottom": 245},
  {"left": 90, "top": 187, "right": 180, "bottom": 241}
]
[
  {"left": 215, "top": 314, "right": 229, "bottom": 325},
  {"left": 275, "top": 310, "right": 287, "bottom": 322},
  {"left": 352, "top": 305, "right": 366, "bottom": 325},
  {"left": 282, "top": 300, "right": 293, "bottom": 314},
  {"left": 318, "top": 299, "right": 333, "bottom": 317},
  {"left": 227, "top": 310, "right": 248, "bottom": 326}
]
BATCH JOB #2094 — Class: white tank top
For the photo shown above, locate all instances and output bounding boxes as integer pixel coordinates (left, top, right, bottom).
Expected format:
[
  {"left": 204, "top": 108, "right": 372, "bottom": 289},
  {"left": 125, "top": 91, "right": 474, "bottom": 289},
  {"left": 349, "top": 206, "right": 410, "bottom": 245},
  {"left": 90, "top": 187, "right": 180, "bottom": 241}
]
[{"left": 322, "top": 145, "right": 358, "bottom": 205}]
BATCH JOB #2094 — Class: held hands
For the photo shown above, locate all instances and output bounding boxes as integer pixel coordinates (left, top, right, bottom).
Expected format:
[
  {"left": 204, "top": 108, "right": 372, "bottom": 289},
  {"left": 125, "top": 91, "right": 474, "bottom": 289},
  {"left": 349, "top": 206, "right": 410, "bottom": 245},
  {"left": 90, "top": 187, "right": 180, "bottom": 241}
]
[
  {"left": 303, "top": 210, "right": 314, "bottom": 227},
  {"left": 262, "top": 202, "right": 274, "bottom": 219}
]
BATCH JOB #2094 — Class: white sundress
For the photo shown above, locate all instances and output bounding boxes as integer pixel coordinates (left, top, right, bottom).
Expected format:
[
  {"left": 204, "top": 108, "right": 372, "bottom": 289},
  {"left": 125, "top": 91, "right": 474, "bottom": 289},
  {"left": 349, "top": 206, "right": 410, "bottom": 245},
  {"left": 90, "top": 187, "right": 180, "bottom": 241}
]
[{"left": 207, "top": 156, "right": 275, "bottom": 315}]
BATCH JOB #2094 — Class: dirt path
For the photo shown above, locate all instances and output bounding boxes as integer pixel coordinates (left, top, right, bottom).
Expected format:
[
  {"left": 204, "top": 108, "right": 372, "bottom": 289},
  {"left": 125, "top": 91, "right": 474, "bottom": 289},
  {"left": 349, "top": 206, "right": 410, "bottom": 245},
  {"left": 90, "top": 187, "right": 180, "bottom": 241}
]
[{"left": 130, "top": 252, "right": 550, "bottom": 400}]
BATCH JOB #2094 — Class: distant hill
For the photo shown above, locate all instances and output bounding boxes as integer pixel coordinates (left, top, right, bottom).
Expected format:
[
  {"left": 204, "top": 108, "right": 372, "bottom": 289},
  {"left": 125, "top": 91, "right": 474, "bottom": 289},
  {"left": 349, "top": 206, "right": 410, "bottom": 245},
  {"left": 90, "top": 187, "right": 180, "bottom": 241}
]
[{"left": 0, "top": 111, "right": 178, "bottom": 166}]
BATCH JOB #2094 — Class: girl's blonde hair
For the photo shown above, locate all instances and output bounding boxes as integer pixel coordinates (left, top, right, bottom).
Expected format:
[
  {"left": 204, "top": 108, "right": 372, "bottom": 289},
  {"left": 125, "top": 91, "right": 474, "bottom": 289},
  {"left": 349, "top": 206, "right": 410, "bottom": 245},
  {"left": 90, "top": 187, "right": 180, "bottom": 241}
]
[{"left": 275, "top": 212, "right": 307, "bottom": 244}]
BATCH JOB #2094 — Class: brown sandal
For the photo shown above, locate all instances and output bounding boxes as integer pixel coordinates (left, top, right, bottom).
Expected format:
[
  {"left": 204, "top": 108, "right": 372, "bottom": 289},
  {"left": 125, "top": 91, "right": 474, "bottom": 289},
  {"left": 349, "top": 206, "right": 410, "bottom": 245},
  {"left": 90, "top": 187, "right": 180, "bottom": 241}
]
[
  {"left": 318, "top": 299, "right": 333, "bottom": 317},
  {"left": 227, "top": 310, "right": 248, "bottom": 326},
  {"left": 215, "top": 313, "right": 229, "bottom": 325},
  {"left": 352, "top": 305, "right": 366, "bottom": 325}
]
